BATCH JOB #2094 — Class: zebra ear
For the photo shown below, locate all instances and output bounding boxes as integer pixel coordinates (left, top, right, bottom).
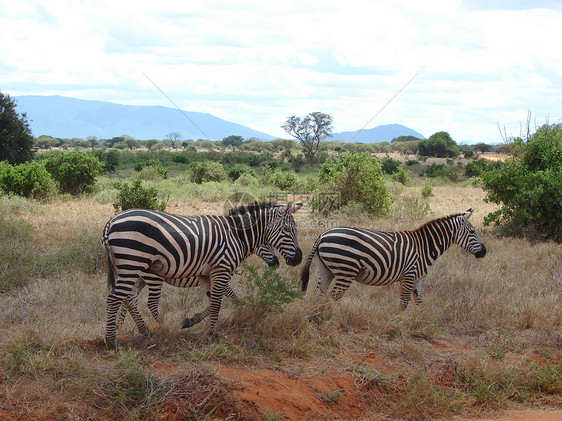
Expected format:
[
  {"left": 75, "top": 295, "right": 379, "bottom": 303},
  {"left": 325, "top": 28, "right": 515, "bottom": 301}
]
[
  {"left": 283, "top": 202, "right": 294, "bottom": 215},
  {"left": 292, "top": 202, "right": 303, "bottom": 213},
  {"left": 463, "top": 208, "right": 474, "bottom": 220}
]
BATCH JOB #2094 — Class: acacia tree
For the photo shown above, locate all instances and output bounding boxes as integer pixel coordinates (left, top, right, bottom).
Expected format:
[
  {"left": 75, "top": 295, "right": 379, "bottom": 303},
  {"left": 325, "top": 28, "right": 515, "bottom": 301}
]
[
  {"left": 282, "top": 112, "right": 333, "bottom": 165},
  {"left": 166, "top": 132, "right": 182, "bottom": 149},
  {"left": 0, "top": 92, "right": 35, "bottom": 164}
]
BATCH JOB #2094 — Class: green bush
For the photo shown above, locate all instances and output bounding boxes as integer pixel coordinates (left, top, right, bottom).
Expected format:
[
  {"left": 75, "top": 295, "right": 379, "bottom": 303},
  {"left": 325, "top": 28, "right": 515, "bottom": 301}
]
[
  {"left": 0, "top": 161, "right": 57, "bottom": 200},
  {"left": 134, "top": 159, "right": 168, "bottom": 179},
  {"left": 421, "top": 183, "right": 434, "bottom": 198},
  {"left": 391, "top": 167, "right": 409, "bottom": 185},
  {"left": 236, "top": 265, "right": 303, "bottom": 315},
  {"left": 465, "top": 159, "right": 500, "bottom": 177},
  {"left": 113, "top": 180, "right": 166, "bottom": 212},
  {"left": 189, "top": 160, "right": 227, "bottom": 184},
  {"left": 424, "top": 163, "right": 458, "bottom": 181},
  {"left": 418, "top": 131, "right": 460, "bottom": 158},
  {"left": 44, "top": 151, "right": 103, "bottom": 195},
  {"left": 315, "top": 152, "right": 390, "bottom": 216},
  {"left": 481, "top": 124, "right": 562, "bottom": 242},
  {"left": 381, "top": 158, "right": 401, "bottom": 175},
  {"left": 264, "top": 168, "right": 298, "bottom": 190},
  {"left": 226, "top": 164, "right": 255, "bottom": 181}
]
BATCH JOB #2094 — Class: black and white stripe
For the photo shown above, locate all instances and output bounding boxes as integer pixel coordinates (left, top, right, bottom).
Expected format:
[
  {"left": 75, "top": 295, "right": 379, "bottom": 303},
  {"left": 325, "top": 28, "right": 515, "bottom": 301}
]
[
  {"left": 301, "top": 209, "right": 486, "bottom": 309},
  {"left": 116, "top": 243, "right": 279, "bottom": 326},
  {"left": 103, "top": 202, "right": 302, "bottom": 349}
]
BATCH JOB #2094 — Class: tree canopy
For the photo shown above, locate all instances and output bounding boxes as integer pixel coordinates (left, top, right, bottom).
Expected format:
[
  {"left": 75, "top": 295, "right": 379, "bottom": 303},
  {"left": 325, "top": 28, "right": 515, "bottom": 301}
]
[
  {"left": 282, "top": 112, "right": 333, "bottom": 165},
  {"left": 418, "top": 131, "right": 460, "bottom": 158},
  {"left": 0, "top": 92, "right": 35, "bottom": 164}
]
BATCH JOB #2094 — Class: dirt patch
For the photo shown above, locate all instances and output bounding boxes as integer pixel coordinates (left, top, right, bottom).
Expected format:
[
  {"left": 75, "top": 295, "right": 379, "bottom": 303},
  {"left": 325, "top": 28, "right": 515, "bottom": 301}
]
[
  {"left": 216, "top": 365, "right": 363, "bottom": 420},
  {"left": 479, "top": 153, "right": 509, "bottom": 162}
]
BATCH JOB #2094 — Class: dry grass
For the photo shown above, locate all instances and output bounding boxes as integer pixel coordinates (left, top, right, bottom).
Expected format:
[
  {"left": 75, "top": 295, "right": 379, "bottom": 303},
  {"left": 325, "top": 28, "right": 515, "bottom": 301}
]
[{"left": 0, "top": 184, "right": 560, "bottom": 420}]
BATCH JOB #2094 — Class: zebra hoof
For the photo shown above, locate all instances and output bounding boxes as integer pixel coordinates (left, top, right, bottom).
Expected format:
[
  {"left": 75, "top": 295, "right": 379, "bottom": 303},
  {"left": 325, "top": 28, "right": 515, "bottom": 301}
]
[
  {"left": 105, "top": 339, "right": 118, "bottom": 351},
  {"left": 210, "top": 331, "right": 226, "bottom": 340},
  {"left": 182, "top": 318, "right": 193, "bottom": 329}
]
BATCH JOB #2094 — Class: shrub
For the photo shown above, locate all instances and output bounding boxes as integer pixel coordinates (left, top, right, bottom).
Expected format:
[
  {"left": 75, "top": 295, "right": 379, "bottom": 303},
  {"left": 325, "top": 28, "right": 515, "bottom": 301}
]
[
  {"left": 405, "top": 159, "right": 419, "bottom": 166},
  {"left": 189, "top": 160, "right": 227, "bottom": 184},
  {"left": 264, "top": 168, "right": 298, "bottom": 190},
  {"left": 391, "top": 167, "right": 409, "bottom": 185},
  {"left": 481, "top": 124, "right": 562, "bottom": 242},
  {"left": 465, "top": 159, "right": 500, "bottom": 177},
  {"left": 236, "top": 265, "right": 303, "bottom": 315},
  {"left": 381, "top": 158, "right": 401, "bottom": 175},
  {"left": 134, "top": 159, "right": 168, "bottom": 179},
  {"left": 315, "top": 152, "right": 390, "bottom": 216},
  {"left": 44, "top": 151, "right": 103, "bottom": 195},
  {"left": 94, "top": 149, "right": 120, "bottom": 173},
  {"left": 421, "top": 183, "right": 434, "bottom": 198},
  {"left": 418, "top": 131, "right": 460, "bottom": 158},
  {"left": 226, "top": 164, "right": 255, "bottom": 182},
  {"left": 424, "top": 163, "right": 458, "bottom": 181},
  {"left": 113, "top": 180, "right": 166, "bottom": 212},
  {"left": 0, "top": 161, "right": 57, "bottom": 200}
]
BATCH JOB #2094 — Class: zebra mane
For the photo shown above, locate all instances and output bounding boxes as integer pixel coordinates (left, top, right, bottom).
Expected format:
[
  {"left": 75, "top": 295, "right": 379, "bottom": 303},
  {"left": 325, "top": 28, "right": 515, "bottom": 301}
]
[
  {"left": 417, "top": 212, "right": 465, "bottom": 231},
  {"left": 227, "top": 201, "right": 276, "bottom": 216}
]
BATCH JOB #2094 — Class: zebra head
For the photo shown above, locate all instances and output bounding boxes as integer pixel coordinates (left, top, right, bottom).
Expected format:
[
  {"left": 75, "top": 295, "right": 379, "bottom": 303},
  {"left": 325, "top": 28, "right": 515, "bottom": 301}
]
[
  {"left": 454, "top": 209, "right": 486, "bottom": 258},
  {"left": 266, "top": 202, "right": 303, "bottom": 266},
  {"left": 255, "top": 243, "right": 280, "bottom": 267}
]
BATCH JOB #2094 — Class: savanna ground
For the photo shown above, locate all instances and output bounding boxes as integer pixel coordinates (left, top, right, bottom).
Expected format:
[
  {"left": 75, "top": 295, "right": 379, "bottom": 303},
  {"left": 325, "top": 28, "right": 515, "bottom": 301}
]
[{"left": 0, "top": 176, "right": 560, "bottom": 420}]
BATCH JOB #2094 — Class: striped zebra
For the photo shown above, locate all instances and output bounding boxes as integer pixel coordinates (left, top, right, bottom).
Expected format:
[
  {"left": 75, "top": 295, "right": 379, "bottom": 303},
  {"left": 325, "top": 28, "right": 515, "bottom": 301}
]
[
  {"left": 300, "top": 209, "right": 486, "bottom": 309},
  {"left": 116, "top": 243, "right": 279, "bottom": 326},
  {"left": 103, "top": 202, "right": 302, "bottom": 349}
]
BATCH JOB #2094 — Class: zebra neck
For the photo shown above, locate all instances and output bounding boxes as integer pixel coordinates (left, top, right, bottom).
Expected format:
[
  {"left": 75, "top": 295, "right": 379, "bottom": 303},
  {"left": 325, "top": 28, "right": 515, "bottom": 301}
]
[
  {"left": 415, "top": 218, "right": 454, "bottom": 264},
  {"left": 226, "top": 213, "right": 267, "bottom": 259}
]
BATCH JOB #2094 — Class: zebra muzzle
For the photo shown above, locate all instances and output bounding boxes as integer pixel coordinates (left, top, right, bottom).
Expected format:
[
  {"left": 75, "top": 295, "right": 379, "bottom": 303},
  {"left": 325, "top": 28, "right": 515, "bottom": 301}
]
[
  {"left": 285, "top": 248, "right": 303, "bottom": 266},
  {"left": 474, "top": 245, "right": 486, "bottom": 258}
]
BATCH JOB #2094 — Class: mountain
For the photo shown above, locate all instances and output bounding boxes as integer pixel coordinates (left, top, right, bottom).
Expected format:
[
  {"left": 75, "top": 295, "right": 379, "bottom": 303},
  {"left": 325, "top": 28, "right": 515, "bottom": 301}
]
[
  {"left": 13, "top": 95, "right": 276, "bottom": 141},
  {"left": 328, "top": 124, "right": 425, "bottom": 143}
]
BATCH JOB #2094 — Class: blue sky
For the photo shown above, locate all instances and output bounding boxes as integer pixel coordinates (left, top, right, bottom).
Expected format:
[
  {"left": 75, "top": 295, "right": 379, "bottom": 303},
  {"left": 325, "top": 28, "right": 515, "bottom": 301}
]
[{"left": 1, "top": 0, "right": 561, "bottom": 142}]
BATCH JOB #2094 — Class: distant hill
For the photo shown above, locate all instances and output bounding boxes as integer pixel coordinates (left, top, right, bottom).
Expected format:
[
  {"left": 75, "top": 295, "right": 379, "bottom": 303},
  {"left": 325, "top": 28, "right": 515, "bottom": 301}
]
[
  {"left": 14, "top": 95, "right": 276, "bottom": 141},
  {"left": 328, "top": 124, "right": 425, "bottom": 143}
]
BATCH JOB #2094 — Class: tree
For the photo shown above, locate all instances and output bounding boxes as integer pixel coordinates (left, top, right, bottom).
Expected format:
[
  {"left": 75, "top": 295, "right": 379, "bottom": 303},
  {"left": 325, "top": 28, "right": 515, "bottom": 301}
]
[
  {"left": 315, "top": 152, "right": 390, "bottom": 216},
  {"left": 166, "top": 132, "right": 182, "bottom": 149},
  {"left": 481, "top": 124, "right": 562, "bottom": 242},
  {"left": 222, "top": 135, "right": 244, "bottom": 148},
  {"left": 391, "top": 135, "right": 421, "bottom": 143},
  {"left": 44, "top": 151, "right": 103, "bottom": 195},
  {"left": 0, "top": 92, "right": 35, "bottom": 164},
  {"left": 282, "top": 112, "right": 333, "bottom": 165},
  {"left": 271, "top": 138, "right": 297, "bottom": 159},
  {"left": 418, "top": 131, "right": 460, "bottom": 158}
]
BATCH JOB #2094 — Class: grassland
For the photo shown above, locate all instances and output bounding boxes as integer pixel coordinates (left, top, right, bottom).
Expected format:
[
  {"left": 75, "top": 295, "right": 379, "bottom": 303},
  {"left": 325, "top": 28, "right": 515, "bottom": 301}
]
[{"left": 0, "top": 174, "right": 560, "bottom": 420}]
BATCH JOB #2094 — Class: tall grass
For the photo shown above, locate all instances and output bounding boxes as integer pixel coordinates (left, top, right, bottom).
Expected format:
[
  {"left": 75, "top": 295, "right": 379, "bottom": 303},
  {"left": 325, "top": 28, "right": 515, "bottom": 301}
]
[{"left": 0, "top": 182, "right": 560, "bottom": 419}]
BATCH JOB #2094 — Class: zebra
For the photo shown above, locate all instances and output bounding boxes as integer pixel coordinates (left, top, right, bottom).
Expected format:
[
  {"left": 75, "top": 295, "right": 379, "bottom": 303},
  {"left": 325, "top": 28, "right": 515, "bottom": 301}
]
[
  {"left": 103, "top": 202, "right": 302, "bottom": 349},
  {"left": 300, "top": 209, "right": 486, "bottom": 309},
  {"left": 116, "top": 243, "right": 279, "bottom": 327}
]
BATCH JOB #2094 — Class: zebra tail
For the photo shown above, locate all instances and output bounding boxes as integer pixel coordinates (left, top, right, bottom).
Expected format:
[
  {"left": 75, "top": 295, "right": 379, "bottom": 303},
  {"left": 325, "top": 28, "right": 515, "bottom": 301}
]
[
  {"left": 300, "top": 236, "right": 321, "bottom": 292},
  {"left": 102, "top": 220, "right": 117, "bottom": 293}
]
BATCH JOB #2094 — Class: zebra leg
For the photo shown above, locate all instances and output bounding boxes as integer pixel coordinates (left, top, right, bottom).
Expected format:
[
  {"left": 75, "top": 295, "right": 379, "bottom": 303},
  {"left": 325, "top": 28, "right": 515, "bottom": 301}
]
[
  {"left": 142, "top": 276, "right": 165, "bottom": 321},
  {"left": 116, "top": 278, "right": 146, "bottom": 328},
  {"left": 330, "top": 276, "right": 353, "bottom": 301},
  {"left": 412, "top": 278, "right": 423, "bottom": 305},
  {"left": 315, "top": 255, "right": 334, "bottom": 294},
  {"left": 105, "top": 278, "right": 150, "bottom": 348},
  {"left": 183, "top": 270, "right": 230, "bottom": 338},
  {"left": 399, "top": 280, "right": 415, "bottom": 310},
  {"left": 200, "top": 275, "right": 239, "bottom": 301}
]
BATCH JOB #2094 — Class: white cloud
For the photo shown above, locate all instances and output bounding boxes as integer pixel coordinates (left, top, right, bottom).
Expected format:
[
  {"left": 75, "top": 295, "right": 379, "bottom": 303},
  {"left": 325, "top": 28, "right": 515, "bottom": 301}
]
[{"left": 1, "top": 0, "right": 561, "bottom": 141}]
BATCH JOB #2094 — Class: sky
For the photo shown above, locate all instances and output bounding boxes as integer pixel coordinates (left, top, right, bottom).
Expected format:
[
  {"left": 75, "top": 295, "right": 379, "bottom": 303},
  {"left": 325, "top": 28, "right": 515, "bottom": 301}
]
[{"left": 1, "top": 0, "right": 561, "bottom": 143}]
